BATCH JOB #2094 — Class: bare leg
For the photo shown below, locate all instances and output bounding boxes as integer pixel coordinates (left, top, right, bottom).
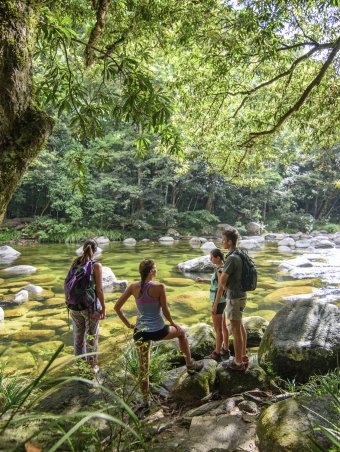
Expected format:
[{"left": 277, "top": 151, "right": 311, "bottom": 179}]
[
  {"left": 222, "top": 312, "right": 229, "bottom": 350},
  {"left": 163, "top": 326, "right": 192, "bottom": 365},
  {"left": 230, "top": 320, "right": 243, "bottom": 365},
  {"left": 136, "top": 341, "right": 151, "bottom": 402},
  {"left": 241, "top": 322, "right": 247, "bottom": 357},
  {"left": 212, "top": 314, "right": 223, "bottom": 353}
]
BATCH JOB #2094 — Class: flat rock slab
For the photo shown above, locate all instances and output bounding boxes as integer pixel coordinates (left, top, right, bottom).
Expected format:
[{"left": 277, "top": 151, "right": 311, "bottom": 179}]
[
  {"left": 189, "top": 414, "right": 257, "bottom": 451},
  {"left": 3, "top": 265, "right": 37, "bottom": 275}
]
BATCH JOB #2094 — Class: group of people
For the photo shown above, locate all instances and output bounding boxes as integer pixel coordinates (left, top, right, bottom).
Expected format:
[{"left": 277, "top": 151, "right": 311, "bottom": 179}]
[{"left": 66, "top": 228, "right": 248, "bottom": 407}]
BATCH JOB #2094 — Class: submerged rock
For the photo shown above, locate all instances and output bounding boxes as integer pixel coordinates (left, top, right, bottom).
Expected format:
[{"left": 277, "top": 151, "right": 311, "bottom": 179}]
[
  {"left": 3, "top": 265, "right": 37, "bottom": 275},
  {"left": 258, "top": 299, "right": 340, "bottom": 382},
  {"left": 14, "top": 290, "right": 29, "bottom": 303},
  {"left": 171, "top": 359, "right": 216, "bottom": 402},
  {"left": 257, "top": 395, "right": 339, "bottom": 452},
  {"left": 23, "top": 284, "right": 43, "bottom": 294}
]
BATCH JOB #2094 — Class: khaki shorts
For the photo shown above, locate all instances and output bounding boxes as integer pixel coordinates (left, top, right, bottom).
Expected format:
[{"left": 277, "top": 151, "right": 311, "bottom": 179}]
[{"left": 226, "top": 297, "right": 247, "bottom": 321}]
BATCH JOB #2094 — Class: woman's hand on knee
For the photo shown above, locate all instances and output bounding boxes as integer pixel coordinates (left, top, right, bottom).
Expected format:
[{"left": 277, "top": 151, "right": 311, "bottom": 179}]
[{"left": 171, "top": 323, "right": 185, "bottom": 336}]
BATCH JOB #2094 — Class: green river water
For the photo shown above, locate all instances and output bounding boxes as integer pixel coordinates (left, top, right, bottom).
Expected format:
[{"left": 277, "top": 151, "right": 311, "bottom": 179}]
[{"left": 0, "top": 241, "right": 324, "bottom": 374}]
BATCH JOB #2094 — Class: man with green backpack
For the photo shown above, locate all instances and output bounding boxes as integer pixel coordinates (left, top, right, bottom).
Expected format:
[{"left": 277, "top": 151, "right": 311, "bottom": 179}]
[{"left": 214, "top": 227, "right": 257, "bottom": 372}]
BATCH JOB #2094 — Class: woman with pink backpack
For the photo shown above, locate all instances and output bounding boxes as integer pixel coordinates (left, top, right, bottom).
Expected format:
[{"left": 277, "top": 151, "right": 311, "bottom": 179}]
[{"left": 64, "top": 239, "right": 106, "bottom": 372}]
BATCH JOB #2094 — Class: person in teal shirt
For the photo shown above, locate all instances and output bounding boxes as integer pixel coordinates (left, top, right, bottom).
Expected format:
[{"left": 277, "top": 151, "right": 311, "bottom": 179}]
[{"left": 197, "top": 248, "right": 230, "bottom": 360}]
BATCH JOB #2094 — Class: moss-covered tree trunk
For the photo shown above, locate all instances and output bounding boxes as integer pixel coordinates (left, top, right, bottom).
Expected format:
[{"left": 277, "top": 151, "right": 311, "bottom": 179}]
[{"left": 0, "top": 1, "right": 54, "bottom": 223}]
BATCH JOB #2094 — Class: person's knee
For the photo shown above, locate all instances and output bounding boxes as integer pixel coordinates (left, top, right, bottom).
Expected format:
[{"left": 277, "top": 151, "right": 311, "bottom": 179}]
[{"left": 177, "top": 329, "right": 186, "bottom": 339}]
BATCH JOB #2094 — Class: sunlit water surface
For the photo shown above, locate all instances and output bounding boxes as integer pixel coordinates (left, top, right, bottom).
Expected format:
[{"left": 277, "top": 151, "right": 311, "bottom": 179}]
[{"left": 0, "top": 241, "right": 339, "bottom": 374}]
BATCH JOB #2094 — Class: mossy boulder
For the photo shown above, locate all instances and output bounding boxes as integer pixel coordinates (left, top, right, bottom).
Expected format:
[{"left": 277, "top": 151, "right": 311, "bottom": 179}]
[
  {"left": 258, "top": 299, "right": 340, "bottom": 382},
  {"left": 257, "top": 395, "right": 339, "bottom": 451},
  {"left": 171, "top": 359, "right": 216, "bottom": 402},
  {"left": 215, "top": 363, "right": 269, "bottom": 396},
  {"left": 187, "top": 323, "right": 216, "bottom": 359},
  {"left": 243, "top": 316, "right": 269, "bottom": 346}
]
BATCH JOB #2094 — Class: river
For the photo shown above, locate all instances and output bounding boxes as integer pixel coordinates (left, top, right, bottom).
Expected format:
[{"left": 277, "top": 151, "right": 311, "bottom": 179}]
[{"left": 0, "top": 240, "right": 339, "bottom": 374}]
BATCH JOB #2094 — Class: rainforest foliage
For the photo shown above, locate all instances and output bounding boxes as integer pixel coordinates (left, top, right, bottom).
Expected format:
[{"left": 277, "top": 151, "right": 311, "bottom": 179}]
[{"left": 1, "top": 0, "right": 339, "bottom": 229}]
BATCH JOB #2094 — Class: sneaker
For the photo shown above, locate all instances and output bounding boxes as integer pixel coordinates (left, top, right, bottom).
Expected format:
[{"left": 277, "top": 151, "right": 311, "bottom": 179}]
[
  {"left": 206, "top": 350, "right": 221, "bottom": 361},
  {"left": 224, "top": 360, "right": 246, "bottom": 372},
  {"left": 186, "top": 360, "right": 203, "bottom": 374},
  {"left": 220, "top": 347, "right": 231, "bottom": 359}
]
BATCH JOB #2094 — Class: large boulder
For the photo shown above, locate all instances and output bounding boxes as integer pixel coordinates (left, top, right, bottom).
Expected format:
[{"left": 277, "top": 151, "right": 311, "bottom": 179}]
[
  {"left": 312, "top": 238, "right": 335, "bottom": 249},
  {"left": 265, "top": 233, "right": 285, "bottom": 242},
  {"left": 189, "top": 237, "right": 207, "bottom": 246},
  {"left": 215, "top": 363, "right": 269, "bottom": 396},
  {"left": 200, "top": 241, "right": 217, "bottom": 251},
  {"left": 188, "top": 413, "right": 257, "bottom": 451},
  {"left": 258, "top": 300, "right": 340, "bottom": 382},
  {"left": 295, "top": 239, "right": 311, "bottom": 248},
  {"left": 246, "top": 222, "right": 261, "bottom": 235},
  {"left": 239, "top": 239, "right": 260, "bottom": 250},
  {"left": 166, "top": 228, "right": 180, "bottom": 238},
  {"left": 101, "top": 266, "right": 117, "bottom": 288},
  {"left": 177, "top": 255, "right": 214, "bottom": 273},
  {"left": 257, "top": 395, "right": 339, "bottom": 452},
  {"left": 187, "top": 323, "right": 216, "bottom": 359},
  {"left": 3, "top": 265, "right": 37, "bottom": 275},
  {"left": 243, "top": 316, "right": 269, "bottom": 346},
  {"left": 123, "top": 238, "right": 136, "bottom": 246},
  {"left": 159, "top": 236, "right": 175, "bottom": 243},
  {"left": 0, "top": 245, "right": 21, "bottom": 263},
  {"left": 278, "top": 237, "right": 295, "bottom": 247},
  {"left": 171, "top": 359, "right": 216, "bottom": 402},
  {"left": 93, "top": 236, "right": 110, "bottom": 244}
]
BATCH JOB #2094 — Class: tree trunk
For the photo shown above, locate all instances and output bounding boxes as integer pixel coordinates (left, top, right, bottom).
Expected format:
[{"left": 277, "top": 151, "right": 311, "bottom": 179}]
[
  {"left": 205, "top": 183, "right": 215, "bottom": 212},
  {"left": 0, "top": 1, "right": 54, "bottom": 223}
]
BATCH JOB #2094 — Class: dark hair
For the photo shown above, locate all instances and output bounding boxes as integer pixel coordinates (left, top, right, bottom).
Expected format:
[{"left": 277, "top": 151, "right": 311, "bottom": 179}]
[
  {"left": 222, "top": 228, "right": 240, "bottom": 246},
  {"left": 139, "top": 259, "right": 155, "bottom": 293},
  {"left": 210, "top": 248, "right": 224, "bottom": 261},
  {"left": 74, "top": 239, "right": 98, "bottom": 266}
]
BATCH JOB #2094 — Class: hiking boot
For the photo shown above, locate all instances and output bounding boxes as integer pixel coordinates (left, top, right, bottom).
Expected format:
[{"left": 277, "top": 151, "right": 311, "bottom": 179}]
[
  {"left": 220, "top": 347, "right": 231, "bottom": 359},
  {"left": 206, "top": 350, "right": 221, "bottom": 361},
  {"left": 223, "top": 359, "right": 245, "bottom": 372},
  {"left": 187, "top": 360, "right": 203, "bottom": 375}
]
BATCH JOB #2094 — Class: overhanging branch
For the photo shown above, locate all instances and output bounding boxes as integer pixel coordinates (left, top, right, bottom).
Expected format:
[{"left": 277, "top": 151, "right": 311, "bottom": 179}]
[{"left": 85, "top": 0, "right": 110, "bottom": 67}]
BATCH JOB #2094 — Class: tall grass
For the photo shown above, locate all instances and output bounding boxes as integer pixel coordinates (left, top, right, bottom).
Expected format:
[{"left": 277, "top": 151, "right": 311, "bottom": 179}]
[
  {"left": 0, "top": 345, "right": 146, "bottom": 451},
  {"left": 300, "top": 369, "right": 340, "bottom": 452}
]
